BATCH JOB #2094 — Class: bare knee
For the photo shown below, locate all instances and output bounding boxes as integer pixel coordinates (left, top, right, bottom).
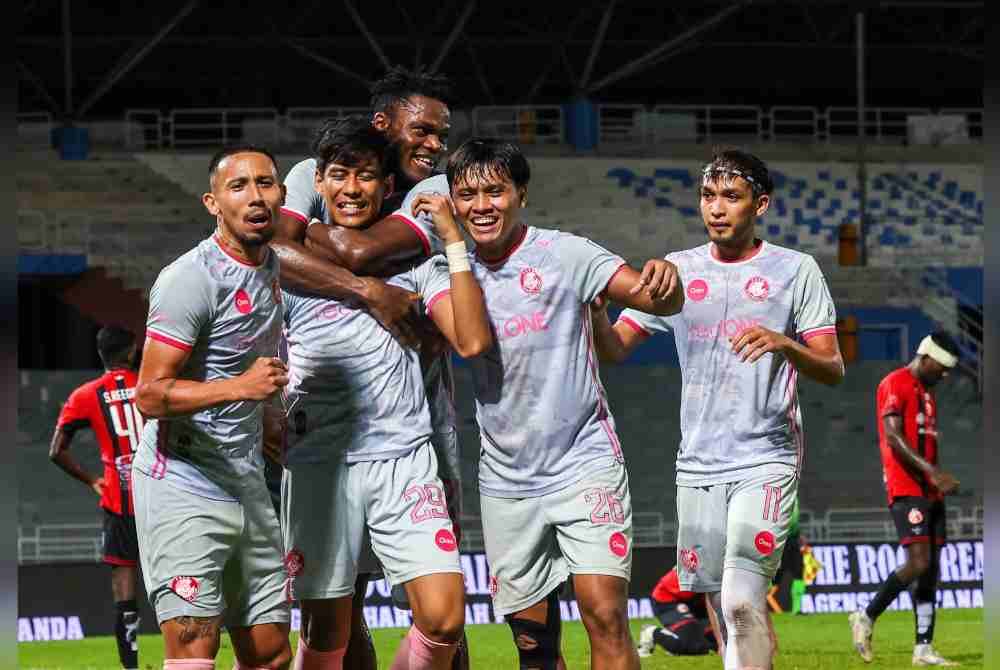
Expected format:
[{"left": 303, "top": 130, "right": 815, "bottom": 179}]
[
  {"left": 414, "top": 603, "right": 465, "bottom": 643},
  {"left": 579, "top": 600, "right": 630, "bottom": 642}
]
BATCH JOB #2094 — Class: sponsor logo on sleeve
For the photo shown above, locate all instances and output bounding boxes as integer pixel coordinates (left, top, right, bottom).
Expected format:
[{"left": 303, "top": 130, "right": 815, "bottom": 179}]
[
  {"left": 489, "top": 575, "right": 499, "bottom": 597},
  {"left": 908, "top": 508, "right": 925, "bottom": 525}
]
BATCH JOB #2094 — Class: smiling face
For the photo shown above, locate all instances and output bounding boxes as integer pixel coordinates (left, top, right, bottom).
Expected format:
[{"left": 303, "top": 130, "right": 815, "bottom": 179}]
[
  {"left": 203, "top": 151, "right": 284, "bottom": 253},
  {"left": 314, "top": 152, "right": 391, "bottom": 229},
  {"left": 451, "top": 169, "right": 526, "bottom": 259},
  {"left": 699, "top": 175, "right": 769, "bottom": 252},
  {"left": 373, "top": 95, "right": 450, "bottom": 188}
]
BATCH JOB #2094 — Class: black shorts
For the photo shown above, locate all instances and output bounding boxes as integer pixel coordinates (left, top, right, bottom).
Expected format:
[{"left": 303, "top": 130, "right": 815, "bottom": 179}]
[
  {"left": 651, "top": 601, "right": 714, "bottom": 655},
  {"left": 101, "top": 509, "right": 139, "bottom": 567},
  {"left": 890, "top": 497, "right": 946, "bottom": 546}
]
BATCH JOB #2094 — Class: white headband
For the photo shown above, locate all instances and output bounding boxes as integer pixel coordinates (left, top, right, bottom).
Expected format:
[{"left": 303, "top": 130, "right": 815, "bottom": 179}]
[{"left": 917, "top": 335, "right": 957, "bottom": 369}]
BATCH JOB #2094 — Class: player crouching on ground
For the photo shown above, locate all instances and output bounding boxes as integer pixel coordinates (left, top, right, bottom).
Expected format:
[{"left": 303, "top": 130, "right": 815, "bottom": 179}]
[
  {"left": 637, "top": 566, "right": 718, "bottom": 658},
  {"left": 279, "top": 118, "right": 490, "bottom": 670},
  {"left": 443, "top": 138, "right": 684, "bottom": 670}
]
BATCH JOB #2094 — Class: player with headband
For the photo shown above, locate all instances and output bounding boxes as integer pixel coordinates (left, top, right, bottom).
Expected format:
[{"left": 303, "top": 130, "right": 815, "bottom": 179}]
[
  {"left": 591, "top": 148, "right": 845, "bottom": 670},
  {"left": 849, "top": 331, "right": 962, "bottom": 667}
]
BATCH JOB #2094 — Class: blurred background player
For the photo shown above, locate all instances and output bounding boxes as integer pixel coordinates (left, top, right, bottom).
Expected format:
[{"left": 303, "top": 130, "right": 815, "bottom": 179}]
[
  {"left": 133, "top": 146, "right": 292, "bottom": 670},
  {"left": 279, "top": 117, "right": 489, "bottom": 670},
  {"left": 849, "top": 331, "right": 962, "bottom": 667},
  {"left": 49, "top": 325, "right": 143, "bottom": 670},
  {"left": 445, "top": 137, "right": 683, "bottom": 670},
  {"left": 592, "top": 149, "right": 845, "bottom": 670},
  {"left": 636, "top": 566, "right": 717, "bottom": 658}
]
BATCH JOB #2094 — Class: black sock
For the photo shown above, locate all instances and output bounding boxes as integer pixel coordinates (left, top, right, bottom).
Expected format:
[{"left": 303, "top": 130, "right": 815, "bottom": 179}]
[
  {"left": 865, "top": 571, "right": 910, "bottom": 621},
  {"left": 114, "top": 599, "right": 139, "bottom": 669}
]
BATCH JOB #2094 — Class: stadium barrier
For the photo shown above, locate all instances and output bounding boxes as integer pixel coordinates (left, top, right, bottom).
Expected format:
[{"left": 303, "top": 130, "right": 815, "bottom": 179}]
[
  {"left": 14, "top": 105, "right": 983, "bottom": 151},
  {"left": 18, "top": 539, "right": 982, "bottom": 642}
]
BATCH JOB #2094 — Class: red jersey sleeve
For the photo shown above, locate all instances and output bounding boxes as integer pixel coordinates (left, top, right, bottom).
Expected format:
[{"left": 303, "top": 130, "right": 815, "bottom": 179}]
[
  {"left": 878, "top": 373, "right": 909, "bottom": 418},
  {"left": 56, "top": 384, "right": 94, "bottom": 435}
]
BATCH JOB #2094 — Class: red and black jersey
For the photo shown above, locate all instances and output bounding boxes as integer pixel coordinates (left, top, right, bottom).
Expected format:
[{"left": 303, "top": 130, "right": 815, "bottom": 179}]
[
  {"left": 56, "top": 368, "right": 144, "bottom": 516},
  {"left": 876, "top": 366, "right": 940, "bottom": 505}
]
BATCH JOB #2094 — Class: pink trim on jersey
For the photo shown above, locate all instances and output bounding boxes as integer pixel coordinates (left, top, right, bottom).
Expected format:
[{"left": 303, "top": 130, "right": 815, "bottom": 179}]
[
  {"left": 425, "top": 289, "right": 452, "bottom": 315},
  {"left": 618, "top": 315, "right": 651, "bottom": 336},
  {"left": 152, "top": 423, "right": 169, "bottom": 479},
  {"left": 800, "top": 325, "right": 837, "bottom": 341},
  {"left": 581, "top": 305, "right": 625, "bottom": 462},
  {"left": 146, "top": 329, "right": 194, "bottom": 352},
  {"left": 212, "top": 234, "right": 268, "bottom": 268},
  {"left": 784, "top": 366, "right": 803, "bottom": 475},
  {"left": 279, "top": 206, "right": 309, "bottom": 224},
  {"left": 709, "top": 240, "right": 766, "bottom": 264},
  {"left": 477, "top": 225, "right": 528, "bottom": 269},
  {"left": 386, "top": 213, "right": 432, "bottom": 256}
]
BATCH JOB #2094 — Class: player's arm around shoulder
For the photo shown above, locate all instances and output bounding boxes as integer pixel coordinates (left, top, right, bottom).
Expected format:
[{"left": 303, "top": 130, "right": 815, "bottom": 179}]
[
  {"left": 413, "top": 193, "right": 493, "bottom": 359},
  {"left": 589, "top": 293, "right": 650, "bottom": 364},
  {"left": 605, "top": 257, "right": 685, "bottom": 317}
]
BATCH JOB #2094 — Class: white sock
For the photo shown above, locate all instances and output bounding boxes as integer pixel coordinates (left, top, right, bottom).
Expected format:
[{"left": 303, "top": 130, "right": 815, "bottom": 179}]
[{"left": 721, "top": 567, "right": 773, "bottom": 670}]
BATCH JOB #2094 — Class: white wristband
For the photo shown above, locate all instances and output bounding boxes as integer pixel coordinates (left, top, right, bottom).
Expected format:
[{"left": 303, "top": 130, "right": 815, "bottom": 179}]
[{"left": 445, "top": 241, "right": 471, "bottom": 274}]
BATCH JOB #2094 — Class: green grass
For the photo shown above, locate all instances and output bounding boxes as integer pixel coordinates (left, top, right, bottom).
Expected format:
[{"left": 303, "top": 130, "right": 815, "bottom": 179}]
[{"left": 18, "top": 608, "right": 983, "bottom": 669}]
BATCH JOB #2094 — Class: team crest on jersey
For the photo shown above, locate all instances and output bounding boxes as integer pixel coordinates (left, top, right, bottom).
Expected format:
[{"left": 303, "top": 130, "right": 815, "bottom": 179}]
[
  {"left": 170, "top": 576, "right": 200, "bottom": 603},
  {"left": 519, "top": 267, "right": 543, "bottom": 294},
  {"left": 908, "top": 508, "right": 924, "bottom": 525},
  {"left": 435, "top": 528, "right": 458, "bottom": 552},
  {"left": 609, "top": 531, "right": 629, "bottom": 557},
  {"left": 489, "top": 575, "right": 499, "bottom": 597},
  {"left": 744, "top": 276, "right": 770, "bottom": 302},
  {"left": 677, "top": 603, "right": 690, "bottom": 614},
  {"left": 754, "top": 531, "right": 776, "bottom": 555},
  {"left": 284, "top": 549, "right": 305, "bottom": 577},
  {"left": 234, "top": 288, "right": 253, "bottom": 314},
  {"left": 679, "top": 547, "right": 700, "bottom": 573},
  {"left": 687, "top": 279, "right": 709, "bottom": 302}
]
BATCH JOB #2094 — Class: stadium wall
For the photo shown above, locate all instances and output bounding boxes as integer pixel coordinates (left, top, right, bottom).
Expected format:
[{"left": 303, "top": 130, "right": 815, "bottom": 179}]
[{"left": 18, "top": 540, "right": 982, "bottom": 641}]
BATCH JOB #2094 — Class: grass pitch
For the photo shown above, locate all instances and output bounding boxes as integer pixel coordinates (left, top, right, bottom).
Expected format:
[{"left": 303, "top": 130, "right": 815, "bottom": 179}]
[{"left": 18, "top": 608, "right": 983, "bottom": 669}]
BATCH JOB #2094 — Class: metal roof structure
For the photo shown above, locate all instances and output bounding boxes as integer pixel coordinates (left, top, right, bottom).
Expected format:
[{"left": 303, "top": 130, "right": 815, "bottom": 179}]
[{"left": 18, "top": 1, "right": 983, "bottom": 119}]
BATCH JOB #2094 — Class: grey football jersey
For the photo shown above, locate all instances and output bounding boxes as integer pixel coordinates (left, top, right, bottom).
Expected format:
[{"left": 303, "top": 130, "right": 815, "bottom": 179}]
[
  {"left": 133, "top": 236, "right": 284, "bottom": 501},
  {"left": 618, "top": 242, "right": 837, "bottom": 486},
  {"left": 280, "top": 166, "right": 457, "bottom": 439},
  {"left": 467, "top": 226, "right": 628, "bottom": 498},
  {"left": 282, "top": 256, "right": 453, "bottom": 464}
]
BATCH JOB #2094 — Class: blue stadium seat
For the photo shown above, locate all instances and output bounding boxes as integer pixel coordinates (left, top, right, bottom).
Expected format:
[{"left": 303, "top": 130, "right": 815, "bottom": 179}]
[
  {"left": 784, "top": 233, "right": 799, "bottom": 245},
  {"left": 654, "top": 197, "right": 671, "bottom": 208},
  {"left": 652, "top": 168, "right": 694, "bottom": 187},
  {"left": 818, "top": 170, "right": 830, "bottom": 181},
  {"left": 943, "top": 181, "right": 958, "bottom": 199},
  {"left": 959, "top": 191, "right": 976, "bottom": 208},
  {"left": 678, "top": 206, "right": 698, "bottom": 217},
  {"left": 768, "top": 224, "right": 781, "bottom": 236},
  {"left": 606, "top": 167, "right": 636, "bottom": 187},
  {"left": 835, "top": 178, "right": 848, "bottom": 190}
]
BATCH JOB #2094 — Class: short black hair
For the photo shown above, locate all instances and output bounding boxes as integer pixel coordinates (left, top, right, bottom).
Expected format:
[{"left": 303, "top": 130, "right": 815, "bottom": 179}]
[
  {"left": 446, "top": 138, "right": 531, "bottom": 190},
  {"left": 701, "top": 148, "right": 773, "bottom": 196},
  {"left": 370, "top": 66, "right": 454, "bottom": 116},
  {"left": 313, "top": 115, "right": 392, "bottom": 175},
  {"left": 207, "top": 145, "right": 279, "bottom": 184},
  {"left": 929, "top": 330, "right": 961, "bottom": 358},
  {"left": 96, "top": 325, "right": 135, "bottom": 369}
]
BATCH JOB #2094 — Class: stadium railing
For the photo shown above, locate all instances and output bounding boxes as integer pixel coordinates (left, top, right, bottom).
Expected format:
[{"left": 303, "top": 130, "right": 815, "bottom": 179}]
[
  {"left": 18, "top": 505, "right": 983, "bottom": 564},
  {"left": 15, "top": 104, "right": 982, "bottom": 151}
]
